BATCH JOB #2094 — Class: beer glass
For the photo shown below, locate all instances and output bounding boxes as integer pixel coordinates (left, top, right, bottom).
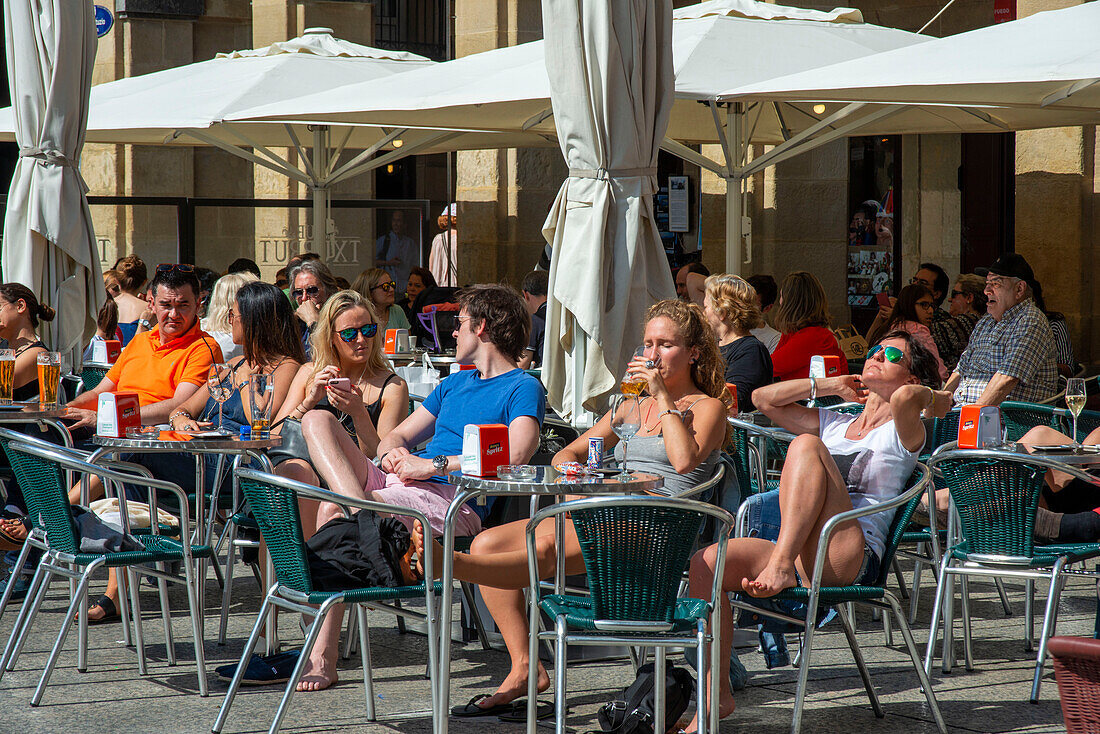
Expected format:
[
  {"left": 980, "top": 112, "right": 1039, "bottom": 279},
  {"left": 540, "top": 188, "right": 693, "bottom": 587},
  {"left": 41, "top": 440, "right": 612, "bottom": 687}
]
[
  {"left": 249, "top": 373, "right": 274, "bottom": 438},
  {"left": 0, "top": 349, "right": 14, "bottom": 403},
  {"left": 37, "top": 352, "right": 61, "bottom": 409},
  {"left": 620, "top": 347, "right": 652, "bottom": 396}
]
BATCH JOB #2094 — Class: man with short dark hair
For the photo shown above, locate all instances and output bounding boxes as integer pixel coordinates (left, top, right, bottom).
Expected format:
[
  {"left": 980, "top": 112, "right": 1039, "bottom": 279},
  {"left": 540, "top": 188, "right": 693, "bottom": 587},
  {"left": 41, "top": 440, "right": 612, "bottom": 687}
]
[
  {"left": 945, "top": 253, "right": 1057, "bottom": 405},
  {"left": 227, "top": 257, "right": 261, "bottom": 278},
  {"left": 517, "top": 270, "right": 549, "bottom": 369},
  {"left": 675, "top": 261, "right": 709, "bottom": 301},
  {"left": 746, "top": 274, "right": 781, "bottom": 353},
  {"left": 66, "top": 264, "right": 223, "bottom": 428},
  {"left": 294, "top": 283, "right": 545, "bottom": 691}
]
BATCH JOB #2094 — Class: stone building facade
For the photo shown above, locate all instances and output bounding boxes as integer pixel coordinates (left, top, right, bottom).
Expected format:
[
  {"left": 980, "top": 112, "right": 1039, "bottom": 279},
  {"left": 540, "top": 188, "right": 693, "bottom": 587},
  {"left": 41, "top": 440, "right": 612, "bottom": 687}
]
[{"left": 1, "top": 0, "right": 1095, "bottom": 361}]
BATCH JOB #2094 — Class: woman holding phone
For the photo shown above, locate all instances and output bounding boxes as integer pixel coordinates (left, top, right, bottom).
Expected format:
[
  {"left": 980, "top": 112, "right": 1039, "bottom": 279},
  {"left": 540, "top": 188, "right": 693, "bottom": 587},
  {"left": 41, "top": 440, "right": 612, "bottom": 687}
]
[{"left": 272, "top": 290, "right": 409, "bottom": 523}]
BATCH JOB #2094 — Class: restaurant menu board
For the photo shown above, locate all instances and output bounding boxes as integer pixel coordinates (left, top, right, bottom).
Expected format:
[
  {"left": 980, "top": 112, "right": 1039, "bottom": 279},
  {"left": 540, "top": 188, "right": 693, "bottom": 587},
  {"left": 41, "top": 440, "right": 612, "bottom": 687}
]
[{"left": 846, "top": 136, "right": 901, "bottom": 333}]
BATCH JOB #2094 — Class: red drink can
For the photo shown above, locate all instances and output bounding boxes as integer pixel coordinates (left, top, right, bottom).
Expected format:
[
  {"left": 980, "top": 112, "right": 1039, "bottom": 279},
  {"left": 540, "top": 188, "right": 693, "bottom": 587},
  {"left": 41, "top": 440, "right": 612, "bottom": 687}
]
[{"left": 587, "top": 437, "right": 604, "bottom": 471}]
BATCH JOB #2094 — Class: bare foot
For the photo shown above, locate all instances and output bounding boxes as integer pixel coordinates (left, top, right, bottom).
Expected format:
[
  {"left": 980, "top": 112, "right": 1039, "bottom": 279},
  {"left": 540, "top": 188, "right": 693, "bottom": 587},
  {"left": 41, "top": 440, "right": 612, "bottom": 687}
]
[
  {"left": 295, "top": 652, "right": 338, "bottom": 692},
  {"left": 474, "top": 664, "right": 552, "bottom": 709},
  {"left": 681, "top": 694, "right": 736, "bottom": 734},
  {"left": 411, "top": 520, "right": 445, "bottom": 579},
  {"left": 742, "top": 561, "right": 799, "bottom": 598}
]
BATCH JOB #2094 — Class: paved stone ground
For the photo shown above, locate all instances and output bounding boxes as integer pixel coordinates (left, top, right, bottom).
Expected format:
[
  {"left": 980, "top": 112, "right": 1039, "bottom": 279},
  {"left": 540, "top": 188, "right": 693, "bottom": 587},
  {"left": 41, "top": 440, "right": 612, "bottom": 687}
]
[{"left": 0, "top": 560, "right": 1093, "bottom": 734}]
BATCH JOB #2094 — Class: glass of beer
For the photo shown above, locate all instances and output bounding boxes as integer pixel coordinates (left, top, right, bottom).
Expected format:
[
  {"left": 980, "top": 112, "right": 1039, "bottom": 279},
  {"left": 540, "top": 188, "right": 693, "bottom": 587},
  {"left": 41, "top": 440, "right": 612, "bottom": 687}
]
[
  {"left": 620, "top": 346, "right": 652, "bottom": 396},
  {"left": 0, "top": 349, "right": 14, "bottom": 404},
  {"left": 37, "top": 352, "right": 61, "bottom": 410},
  {"left": 249, "top": 373, "right": 274, "bottom": 438}
]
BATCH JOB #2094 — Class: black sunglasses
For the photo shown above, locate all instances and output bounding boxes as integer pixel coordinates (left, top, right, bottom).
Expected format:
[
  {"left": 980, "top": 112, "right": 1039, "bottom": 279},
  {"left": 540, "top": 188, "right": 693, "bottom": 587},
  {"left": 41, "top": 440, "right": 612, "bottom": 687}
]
[
  {"left": 291, "top": 285, "right": 321, "bottom": 298},
  {"left": 337, "top": 323, "right": 379, "bottom": 342},
  {"left": 156, "top": 263, "right": 195, "bottom": 274},
  {"left": 373, "top": 281, "right": 396, "bottom": 292}
]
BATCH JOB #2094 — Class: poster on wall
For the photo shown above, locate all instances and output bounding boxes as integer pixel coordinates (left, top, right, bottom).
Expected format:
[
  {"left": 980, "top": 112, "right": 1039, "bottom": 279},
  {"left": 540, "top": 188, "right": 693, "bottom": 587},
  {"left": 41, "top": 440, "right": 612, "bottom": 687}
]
[{"left": 847, "top": 137, "right": 901, "bottom": 334}]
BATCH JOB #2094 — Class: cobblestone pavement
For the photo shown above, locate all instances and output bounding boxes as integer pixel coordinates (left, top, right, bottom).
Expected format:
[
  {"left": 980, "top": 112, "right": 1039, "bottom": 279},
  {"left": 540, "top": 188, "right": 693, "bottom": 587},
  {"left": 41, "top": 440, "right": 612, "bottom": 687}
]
[{"left": 0, "top": 561, "right": 1092, "bottom": 733}]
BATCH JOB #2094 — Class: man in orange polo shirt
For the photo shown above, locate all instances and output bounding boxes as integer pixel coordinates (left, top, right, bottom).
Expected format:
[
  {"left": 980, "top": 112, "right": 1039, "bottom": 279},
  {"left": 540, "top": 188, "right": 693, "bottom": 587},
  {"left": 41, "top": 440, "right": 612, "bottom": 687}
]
[{"left": 67, "top": 265, "right": 222, "bottom": 429}]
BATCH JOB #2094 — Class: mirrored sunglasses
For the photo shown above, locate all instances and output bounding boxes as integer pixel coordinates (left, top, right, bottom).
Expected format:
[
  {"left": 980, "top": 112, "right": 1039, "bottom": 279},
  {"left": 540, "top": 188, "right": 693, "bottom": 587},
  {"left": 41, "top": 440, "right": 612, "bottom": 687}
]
[
  {"left": 867, "top": 344, "right": 905, "bottom": 363},
  {"left": 337, "top": 324, "right": 379, "bottom": 342}
]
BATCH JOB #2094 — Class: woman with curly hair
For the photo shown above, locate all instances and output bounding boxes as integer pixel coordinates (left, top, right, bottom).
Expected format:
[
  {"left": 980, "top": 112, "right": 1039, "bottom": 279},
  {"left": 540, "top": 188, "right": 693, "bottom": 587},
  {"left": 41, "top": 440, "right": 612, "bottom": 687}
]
[
  {"left": 412, "top": 299, "right": 732, "bottom": 716},
  {"left": 704, "top": 274, "right": 773, "bottom": 411}
]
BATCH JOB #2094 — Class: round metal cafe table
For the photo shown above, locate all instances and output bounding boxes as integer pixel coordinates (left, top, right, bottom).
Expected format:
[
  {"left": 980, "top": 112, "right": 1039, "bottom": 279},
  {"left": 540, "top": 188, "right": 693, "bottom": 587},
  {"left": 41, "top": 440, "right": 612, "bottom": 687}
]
[{"left": 433, "top": 467, "right": 662, "bottom": 734}]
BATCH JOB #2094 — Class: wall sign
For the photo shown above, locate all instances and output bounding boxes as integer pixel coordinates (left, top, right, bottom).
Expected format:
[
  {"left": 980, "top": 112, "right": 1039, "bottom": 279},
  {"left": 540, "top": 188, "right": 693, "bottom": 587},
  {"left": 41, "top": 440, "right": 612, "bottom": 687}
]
[
  {"left": 993, "top": 0, "right": 1016, "bottom": 24},
  {"left": 93, "top": 5, "right": 114, "bottom": 37}
]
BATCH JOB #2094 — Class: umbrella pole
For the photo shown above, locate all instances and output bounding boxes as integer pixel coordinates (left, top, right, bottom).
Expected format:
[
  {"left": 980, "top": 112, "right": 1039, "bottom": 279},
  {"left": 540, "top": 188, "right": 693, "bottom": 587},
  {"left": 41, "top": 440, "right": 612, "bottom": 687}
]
[
  {"left": 725, "top": 105, "right": 744, "bottom": 275},
  {"left": 311, "top": 125, "right": 331, "bottom": 256}
]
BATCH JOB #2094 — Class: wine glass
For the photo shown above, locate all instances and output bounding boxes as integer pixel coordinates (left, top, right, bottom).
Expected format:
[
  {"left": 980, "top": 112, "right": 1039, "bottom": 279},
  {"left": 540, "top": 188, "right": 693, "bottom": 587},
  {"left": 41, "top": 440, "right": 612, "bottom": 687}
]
[
  {"left": 208, "top": 363, "right": 233, "bottom": 434},
  {"left": 609, "top": 393, "right": 641, "bottom": 480},
  {"left": 1066, "top": 377, "right": 1086, "bottom": 451},
  {"left": 620, "top": 346, "right": 652, "bottom": 397}
]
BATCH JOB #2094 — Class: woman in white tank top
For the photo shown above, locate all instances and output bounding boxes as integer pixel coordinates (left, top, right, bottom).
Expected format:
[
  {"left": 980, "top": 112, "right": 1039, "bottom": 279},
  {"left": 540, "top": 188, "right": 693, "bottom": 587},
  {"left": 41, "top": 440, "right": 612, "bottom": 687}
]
[{"left": 684, "top": 329, "right": 949, "bottom": 731}]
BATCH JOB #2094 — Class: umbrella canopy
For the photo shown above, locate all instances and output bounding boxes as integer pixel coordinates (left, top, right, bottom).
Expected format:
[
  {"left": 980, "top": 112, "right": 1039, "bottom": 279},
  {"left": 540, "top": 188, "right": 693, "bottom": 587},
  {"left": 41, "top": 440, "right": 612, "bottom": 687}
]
[
  {"left": 540, "top": 0, "right": 675, "bottom": 421},
  {"left": 231, "top": 1, "right": 929, "bottom": 146},
  {"left": 720, "top": 2, "right": 1100, "bottom": 111},
  {"left": 0, "top": 28, "right": 541, "bottom": 253},
  {"left": 3, "top": 0, "right": 102, "bottom": 360}
]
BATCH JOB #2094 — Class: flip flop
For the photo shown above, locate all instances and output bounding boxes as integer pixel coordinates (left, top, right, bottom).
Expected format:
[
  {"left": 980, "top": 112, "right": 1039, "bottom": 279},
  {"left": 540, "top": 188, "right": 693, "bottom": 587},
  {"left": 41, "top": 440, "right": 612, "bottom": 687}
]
[
  {"left": 0, "top": 517, "right": 29, "bottom": 551},
  {"left": 450, "top": 693, "right": 517, "bottom": 717},
  {"left": 82, "top": 594, "right": 120, "bottom": 625},
  {"left": 498, "top": 699, "right": 554, "bottom": 722}
]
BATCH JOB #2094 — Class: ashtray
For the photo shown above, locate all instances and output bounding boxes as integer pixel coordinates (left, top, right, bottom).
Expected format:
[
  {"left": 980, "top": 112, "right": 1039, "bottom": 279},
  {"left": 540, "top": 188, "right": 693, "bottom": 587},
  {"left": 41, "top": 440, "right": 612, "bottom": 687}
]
[
  {"left": 497, "top": 464, "right": 537, "bottom": 481},
  {"left": 126, "top": 426, "right": 160, "bottom": 438}
]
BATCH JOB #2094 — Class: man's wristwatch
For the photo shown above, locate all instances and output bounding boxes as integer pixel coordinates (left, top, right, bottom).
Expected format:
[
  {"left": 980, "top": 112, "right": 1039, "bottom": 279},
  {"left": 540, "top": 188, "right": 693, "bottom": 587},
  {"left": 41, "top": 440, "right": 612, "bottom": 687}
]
[
  {"left": 137, "top": 319, "right": 151, "bottom": 329},
  {"left": 432, "top": 455, "right": 449, "bottom": 473}
]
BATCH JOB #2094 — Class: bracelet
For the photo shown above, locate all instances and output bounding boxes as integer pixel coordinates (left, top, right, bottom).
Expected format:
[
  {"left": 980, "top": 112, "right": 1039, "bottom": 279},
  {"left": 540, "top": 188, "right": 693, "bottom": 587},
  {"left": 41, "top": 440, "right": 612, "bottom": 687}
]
[
  {"left": 658, "top": 409, "right": 684, "bottom": 420},
  {"left": 808, "top": 375, "right": 817, "bottom": 402},
  {"left": 169, "top": 409, "right": 191, "bottom": 423},
  {"left": 291, "top": 403, "right": 307, "bottom": 418}
]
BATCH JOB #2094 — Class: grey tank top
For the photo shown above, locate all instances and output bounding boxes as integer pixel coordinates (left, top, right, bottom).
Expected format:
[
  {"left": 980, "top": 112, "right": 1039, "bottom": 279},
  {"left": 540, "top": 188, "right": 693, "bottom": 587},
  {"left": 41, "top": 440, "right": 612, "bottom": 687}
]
[{"left": 613, "top": 434, "right": 720, "bottom": 496}]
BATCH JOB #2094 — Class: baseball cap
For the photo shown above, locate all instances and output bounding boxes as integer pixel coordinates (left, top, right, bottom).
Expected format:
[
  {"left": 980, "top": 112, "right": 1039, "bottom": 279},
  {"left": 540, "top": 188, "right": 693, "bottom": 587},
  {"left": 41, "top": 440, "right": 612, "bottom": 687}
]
[{"left": 975, "top": 253, "right": 1035, "bottom": 284}]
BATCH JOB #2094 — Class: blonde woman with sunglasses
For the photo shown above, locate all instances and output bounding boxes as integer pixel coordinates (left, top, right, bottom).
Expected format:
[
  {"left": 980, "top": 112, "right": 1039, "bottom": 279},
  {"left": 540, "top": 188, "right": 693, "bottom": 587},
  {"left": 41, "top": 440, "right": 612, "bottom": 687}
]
[
  {"left": 352, "top": 267, "right": 411, "bottom": 335},
  {"left": 272, "top": 290, "right": 409, "bottom": 505}
]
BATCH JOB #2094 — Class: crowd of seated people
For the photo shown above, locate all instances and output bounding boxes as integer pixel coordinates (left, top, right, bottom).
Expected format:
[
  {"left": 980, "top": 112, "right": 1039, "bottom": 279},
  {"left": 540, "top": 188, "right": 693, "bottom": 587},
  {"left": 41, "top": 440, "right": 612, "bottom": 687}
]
[{"left": 0, "top": 241, "right": 1095, "bottom": 734}]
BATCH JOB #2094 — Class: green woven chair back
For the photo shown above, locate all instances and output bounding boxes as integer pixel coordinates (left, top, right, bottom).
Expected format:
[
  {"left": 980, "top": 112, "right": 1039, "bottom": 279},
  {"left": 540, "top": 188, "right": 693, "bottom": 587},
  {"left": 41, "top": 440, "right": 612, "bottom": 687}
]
[
  {"left": 827, "top": 403, "right": 864, "bottom": 416},
  {"left": 569, "top": 504, "right": 704, "bottom": 624},
  {"left": 936, "top": 456, "right": 1045, "bottom": 558},
  {"left": 726, "top": 424, "right": 755, "bottom": 495},
  {"left": 813, "top": 395, "right": 845, "bottom": 408},
  {"left": 873, "top": 468, "right": 927, "bottom": 587},
  {"left": 1070, "top": 409, "right": 1100, "bottom": 443},
  {"left": 81, "top": 364, "right": 110, "bottom": 392},
  {"left": 931, "top": 411, "right": 961, "bottom": 449},
  {"left": 238, "top": 475, "right": 314, "bottom": 593},
  {"left": 1001, "top": 401, "right": 1060, "bottom": 442},
  {"left": 5, "top": 443, "right": 80, "bottom": 555}
]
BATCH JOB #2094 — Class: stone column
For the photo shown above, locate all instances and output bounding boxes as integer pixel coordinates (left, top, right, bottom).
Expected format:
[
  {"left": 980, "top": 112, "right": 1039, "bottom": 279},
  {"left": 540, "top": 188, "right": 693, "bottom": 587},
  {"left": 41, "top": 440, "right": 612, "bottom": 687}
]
[
  {"left": 454, "top": 0, "right": 563, "bottom": 286},
  {"left": 1015, "top": 0, "right": 1095, "bottom": 362}
]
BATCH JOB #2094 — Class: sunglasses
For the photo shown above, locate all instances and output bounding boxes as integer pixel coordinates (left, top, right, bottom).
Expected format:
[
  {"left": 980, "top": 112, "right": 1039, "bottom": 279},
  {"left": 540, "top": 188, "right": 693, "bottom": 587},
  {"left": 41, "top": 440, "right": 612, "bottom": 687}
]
[
  {"left": 337, "top": 323, "right": 378, "bottom": 342},
  {"left": 156, "top": 263, "right": 195, "bottom": 274},
  {"left": 373, "top": 281, "right": 396, "bottom": 292},
  {"left": 291, "top": 285, "right": 321, "bottom": 298},
  {"left": 867, "top": 344, "right": 906, "bottom": 364}
]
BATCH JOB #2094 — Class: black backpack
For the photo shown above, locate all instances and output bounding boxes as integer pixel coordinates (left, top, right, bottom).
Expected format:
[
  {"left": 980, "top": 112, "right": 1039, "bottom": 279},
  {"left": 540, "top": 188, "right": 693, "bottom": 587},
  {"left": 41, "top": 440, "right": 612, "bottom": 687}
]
[{"left": 596, "top": 662, "right": 694, "bottom": 734}]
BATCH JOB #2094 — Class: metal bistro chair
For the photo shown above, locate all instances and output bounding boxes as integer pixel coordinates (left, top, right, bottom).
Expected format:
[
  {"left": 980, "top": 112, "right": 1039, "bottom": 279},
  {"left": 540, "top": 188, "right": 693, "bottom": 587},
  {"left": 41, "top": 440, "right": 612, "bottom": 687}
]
[
  {"left": 0, "top": 438, "right": 212, "bottom": 703},
  {"left": 1000, "top": 400, "right": 1062, "bottom": 442},
  {"left": 526, "top": 495, "right": 734, "bottom": 734},
  {"left": 728, "top": 464, "right": 946, "bottom": 734},
  {"left": 925, "top": 449, "right": 1100, "bottom": 702},
  {"left": 213, "top": 468, "right": 443, "bottom": 734},
  {"left": 80, "top": 362, "right": 111, "bottom": 392}
]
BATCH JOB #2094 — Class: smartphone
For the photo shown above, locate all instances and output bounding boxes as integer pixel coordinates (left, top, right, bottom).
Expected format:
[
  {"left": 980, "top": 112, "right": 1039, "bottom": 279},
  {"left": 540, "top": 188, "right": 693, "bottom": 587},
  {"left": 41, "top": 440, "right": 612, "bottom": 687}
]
[
  {"left": 327, "top": 378, "right": 352, "bottom": 391},
  {"left": 876, "top": 292, "right": 891, "bottom": 308}
]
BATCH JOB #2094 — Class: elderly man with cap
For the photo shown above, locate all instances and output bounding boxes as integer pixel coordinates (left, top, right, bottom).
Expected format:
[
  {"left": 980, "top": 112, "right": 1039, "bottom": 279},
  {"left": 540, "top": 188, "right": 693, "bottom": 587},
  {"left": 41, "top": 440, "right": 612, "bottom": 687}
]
[
  {"left": 943, "top": 253, "right": 1057, "bottom": 406},
  {"left": 429, "top": 203, "right": 458, "bottom": 287}
]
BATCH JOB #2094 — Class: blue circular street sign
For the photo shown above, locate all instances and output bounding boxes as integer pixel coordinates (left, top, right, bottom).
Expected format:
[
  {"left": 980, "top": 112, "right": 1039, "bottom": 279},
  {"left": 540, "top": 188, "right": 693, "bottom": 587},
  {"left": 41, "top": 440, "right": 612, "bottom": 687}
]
[{"left": 94, "top": 5, "right": 113, "bottom": 38}]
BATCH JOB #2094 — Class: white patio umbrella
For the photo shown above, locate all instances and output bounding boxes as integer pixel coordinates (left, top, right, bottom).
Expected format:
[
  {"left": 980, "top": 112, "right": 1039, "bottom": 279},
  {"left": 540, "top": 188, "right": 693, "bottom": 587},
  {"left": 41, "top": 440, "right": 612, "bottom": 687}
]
[
  {"left": 721, "top": 2, "right": 1100, "bottom": 111},
  {"left": 540, "top": 0, "right": 676, "bottom": 422},
  {"left": 3, "top": 0, "right": 102, "bottom": 360},
  {"left": 0, "top": 28, "right": 544, "bottom": 253}
]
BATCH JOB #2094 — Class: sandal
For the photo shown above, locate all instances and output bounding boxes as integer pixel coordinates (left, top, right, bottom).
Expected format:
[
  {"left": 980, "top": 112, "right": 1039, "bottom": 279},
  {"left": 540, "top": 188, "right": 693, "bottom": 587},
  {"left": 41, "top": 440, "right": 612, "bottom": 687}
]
[
  {"left": 82, "top": 594, "right": 120, "bottom": 625},
  {"left": 0, "top": 516, "right": 30, "bottom": 551},
  {"left": 451, "top": 693, "right": 517, "bottom": 717},
  {"left": 498, "top": 699, "right": 554, "bottom": 722}
]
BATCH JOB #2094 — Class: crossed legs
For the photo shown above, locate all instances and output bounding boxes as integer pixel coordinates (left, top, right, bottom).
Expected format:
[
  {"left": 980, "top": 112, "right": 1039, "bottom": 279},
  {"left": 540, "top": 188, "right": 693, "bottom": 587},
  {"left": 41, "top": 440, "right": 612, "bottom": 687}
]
[{"left": 684, "top": 434, "right": 866, "bottom": 731}]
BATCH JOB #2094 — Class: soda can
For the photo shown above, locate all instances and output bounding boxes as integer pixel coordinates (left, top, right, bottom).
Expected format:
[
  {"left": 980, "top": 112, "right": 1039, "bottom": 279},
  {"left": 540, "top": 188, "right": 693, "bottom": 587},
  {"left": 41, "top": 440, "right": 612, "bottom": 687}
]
[{"left": 587, "top": 436, "right": 604, "bottom": 472}]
